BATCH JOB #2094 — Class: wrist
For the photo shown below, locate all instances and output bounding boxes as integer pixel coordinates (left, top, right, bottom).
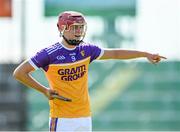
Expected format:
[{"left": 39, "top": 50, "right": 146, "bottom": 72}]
[
  {"left": 142, "top": 52, "right": 150, "bottom": 57},
  {"left": 41, "top": 87, "right": 48, "bottom": 95}
]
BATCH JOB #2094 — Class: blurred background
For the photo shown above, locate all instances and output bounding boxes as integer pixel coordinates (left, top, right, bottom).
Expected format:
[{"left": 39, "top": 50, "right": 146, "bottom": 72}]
[{"left": 0, "top": 0, "right": 180, "bottom": 131}]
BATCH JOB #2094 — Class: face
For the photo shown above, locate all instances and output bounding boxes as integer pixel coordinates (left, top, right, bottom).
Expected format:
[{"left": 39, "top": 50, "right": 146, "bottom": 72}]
[{"left": 63, "top": 24, "right": 86, "bottom": 41}]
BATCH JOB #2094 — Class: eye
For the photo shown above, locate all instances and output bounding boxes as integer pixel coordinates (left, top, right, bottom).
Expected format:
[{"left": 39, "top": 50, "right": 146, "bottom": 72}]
[
  {"left": 75, "top": 25, "right": 78, "bottom": 30},
  {"left": 74, "top": 25, "right": 84, "bottom": 30},
  {"left": 80, "top": 25, "right": 84, "bottom": 29}
]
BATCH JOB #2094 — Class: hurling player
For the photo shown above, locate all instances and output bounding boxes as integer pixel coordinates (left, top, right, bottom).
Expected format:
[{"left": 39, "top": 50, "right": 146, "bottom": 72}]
[{"left": 13, "top": 11, "right": 166, "bottom": 131}]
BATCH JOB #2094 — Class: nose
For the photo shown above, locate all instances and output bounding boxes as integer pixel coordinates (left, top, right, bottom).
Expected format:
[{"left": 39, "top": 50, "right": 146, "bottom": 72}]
[{"left": 75, "top": 27, "right": 81, "bottom": 34}]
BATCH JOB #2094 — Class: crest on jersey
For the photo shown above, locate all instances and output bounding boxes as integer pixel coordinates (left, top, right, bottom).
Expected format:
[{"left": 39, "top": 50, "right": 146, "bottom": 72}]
[
  {"left": 56, "top": 55, "right": 65, "bottom": 60},
  {"left": 80, "top": 50, "right": 85, "bottom": 57}
]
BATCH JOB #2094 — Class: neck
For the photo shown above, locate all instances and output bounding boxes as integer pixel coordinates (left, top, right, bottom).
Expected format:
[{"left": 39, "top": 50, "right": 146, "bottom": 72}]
[{"left": 61, "top": 39, "right": 77, "bottom": 49}]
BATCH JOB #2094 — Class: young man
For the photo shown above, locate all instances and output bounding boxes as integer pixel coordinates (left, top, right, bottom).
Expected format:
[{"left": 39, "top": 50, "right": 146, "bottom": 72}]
[{"left": 13, "top": 11, "right": 166, "bottom": 131}]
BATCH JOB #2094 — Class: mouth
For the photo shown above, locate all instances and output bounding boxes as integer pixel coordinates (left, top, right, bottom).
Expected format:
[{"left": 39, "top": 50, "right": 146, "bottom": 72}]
[{"left": 75, "top": 35, "right": 81, "bottom": 38}]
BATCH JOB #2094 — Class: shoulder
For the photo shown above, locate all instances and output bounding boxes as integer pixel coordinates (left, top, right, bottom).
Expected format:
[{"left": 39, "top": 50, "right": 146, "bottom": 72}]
[
  {"left": 78, "top": 42, "right": 101, "bottom": 49},
  {"left": 31, "top": 42, "right": 63, "bottom": 62},
  {"left": 44, "top": 42, "right": 63, "bottom": 55}
]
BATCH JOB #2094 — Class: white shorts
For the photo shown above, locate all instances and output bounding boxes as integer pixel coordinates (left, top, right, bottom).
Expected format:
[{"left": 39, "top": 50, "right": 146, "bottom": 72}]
[{"left": 49, "top": 116, "right": 92, "bottom": 131}]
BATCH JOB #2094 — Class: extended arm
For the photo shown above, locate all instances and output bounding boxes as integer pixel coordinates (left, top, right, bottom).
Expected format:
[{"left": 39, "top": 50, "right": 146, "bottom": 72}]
[{"left": 100, "top": 49, "right": 166, "bottom": 64}]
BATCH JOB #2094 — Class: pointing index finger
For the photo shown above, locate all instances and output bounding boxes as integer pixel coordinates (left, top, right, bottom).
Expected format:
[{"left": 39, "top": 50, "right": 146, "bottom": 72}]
[{"left": 159, "top": 56, "right": 167, "bottom": 59}]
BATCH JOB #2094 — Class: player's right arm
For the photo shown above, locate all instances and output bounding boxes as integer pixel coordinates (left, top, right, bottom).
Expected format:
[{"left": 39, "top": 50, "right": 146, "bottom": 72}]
[{"left": 13, "top": 60, "right": 58, "bottom": 100}]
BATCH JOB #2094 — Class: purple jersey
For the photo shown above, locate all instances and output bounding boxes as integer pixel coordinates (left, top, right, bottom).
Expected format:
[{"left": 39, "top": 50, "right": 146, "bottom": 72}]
[{"left": 29, "top": 42, "right": 104, "bottom": 71}]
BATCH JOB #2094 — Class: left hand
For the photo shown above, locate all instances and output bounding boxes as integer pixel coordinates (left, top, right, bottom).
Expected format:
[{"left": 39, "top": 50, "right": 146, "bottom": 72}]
[
  {"left": 44, "top": 88, "right": 72, "bottom": 102},
  {"left": 146, "top": 53, "right": 167, "bottom": 64}
]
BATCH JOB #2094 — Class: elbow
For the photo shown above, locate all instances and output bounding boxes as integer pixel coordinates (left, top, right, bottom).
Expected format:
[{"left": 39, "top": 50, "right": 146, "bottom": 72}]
[
  {"left": 13, "top": 69, "right": 21, "bottom": 80},
  {"left": 13, "top": 68, "right": 25, "bottom": 81},
  {"left": 13, "top": 60, "right": 33, "bottom": 81}
]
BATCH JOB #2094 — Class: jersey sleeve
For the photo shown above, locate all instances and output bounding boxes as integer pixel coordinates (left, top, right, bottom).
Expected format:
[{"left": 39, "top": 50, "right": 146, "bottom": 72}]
[
  {"left": 28, "top": 49, "right": 50, "bottom": 70},
  {"left": 88, "top": 44, "right": 104, "bottom": 63}
]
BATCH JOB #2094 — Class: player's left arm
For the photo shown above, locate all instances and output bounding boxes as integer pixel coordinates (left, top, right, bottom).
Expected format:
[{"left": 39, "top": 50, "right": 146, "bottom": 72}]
[{"left": 99, "top": 49, "right": 167, "bottom": 64}]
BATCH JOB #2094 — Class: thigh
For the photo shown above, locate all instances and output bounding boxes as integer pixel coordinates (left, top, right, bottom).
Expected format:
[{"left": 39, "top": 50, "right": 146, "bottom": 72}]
[{"left": 49, "top": 117, "right": 92, "bottom": 132}]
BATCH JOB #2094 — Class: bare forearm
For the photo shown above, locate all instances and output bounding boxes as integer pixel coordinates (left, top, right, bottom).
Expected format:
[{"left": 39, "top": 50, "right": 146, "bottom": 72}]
[
  {"left": 114, "top": 50, "right": 148, "bottom": 59},
  {"left": 14, "top": 72, "right": 47, "bottom": 94},
  {"left": 101, "top": 49, "right": 149, "bottom": 60}
]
